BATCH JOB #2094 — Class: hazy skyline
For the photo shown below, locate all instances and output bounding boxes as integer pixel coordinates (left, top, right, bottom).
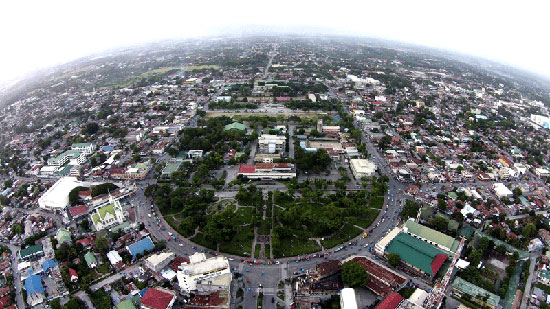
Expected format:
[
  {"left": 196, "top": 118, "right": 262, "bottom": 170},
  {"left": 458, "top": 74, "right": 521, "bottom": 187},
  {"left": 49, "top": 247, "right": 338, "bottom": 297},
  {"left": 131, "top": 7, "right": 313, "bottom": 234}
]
[{"left": 1, "top": 0, "right": 549, "bottom": 86}]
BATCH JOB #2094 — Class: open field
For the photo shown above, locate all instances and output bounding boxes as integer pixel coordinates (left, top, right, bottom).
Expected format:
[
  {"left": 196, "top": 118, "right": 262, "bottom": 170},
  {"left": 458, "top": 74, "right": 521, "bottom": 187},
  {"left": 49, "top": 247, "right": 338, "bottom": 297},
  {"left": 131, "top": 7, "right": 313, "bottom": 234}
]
[
  {"left": 206, "top": 110, "right": 320, "bottom": 118},
  {"left": 184, "top": 65, "right": 220, "bottom": 71}
]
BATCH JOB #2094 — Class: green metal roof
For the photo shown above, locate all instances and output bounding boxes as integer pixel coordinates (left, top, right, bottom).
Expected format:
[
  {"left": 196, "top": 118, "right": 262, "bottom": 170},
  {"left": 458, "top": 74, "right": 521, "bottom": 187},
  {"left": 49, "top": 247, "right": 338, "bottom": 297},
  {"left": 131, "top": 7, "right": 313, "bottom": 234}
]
[
  {"left": 115, "top": 299, "right": 136, "bottom": 309},
  {"left": 19, "top": 244, "right": 43, "bottom": 259},
  {"left": 405, "top": 219, "right": 460, "bottom": 253},
  {"left": 453, "top": 277, "right": 500, "bottom": 308},
  {"left": 84, "top": 252, "right": 97, "bottom": 266},
  {"left": 385, "top": 232, "right": 448, "bottom": 276},
  {"left": 56, "top": 229, "right": 71, "bottom": 244},
  {"left": 224, "top": 122, "right": 246, "bottom": 131}
]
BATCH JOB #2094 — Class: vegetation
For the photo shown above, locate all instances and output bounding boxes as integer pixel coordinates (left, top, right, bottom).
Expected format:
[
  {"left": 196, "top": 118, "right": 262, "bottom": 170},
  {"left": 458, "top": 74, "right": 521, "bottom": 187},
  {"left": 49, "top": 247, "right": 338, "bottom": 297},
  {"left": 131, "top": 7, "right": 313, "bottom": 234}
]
[
  {"left": 387, "top": 253, "right": 402, "bottom": 267},
  {"left": 341, "top": 261, "right": 368, "bottom": 288}
]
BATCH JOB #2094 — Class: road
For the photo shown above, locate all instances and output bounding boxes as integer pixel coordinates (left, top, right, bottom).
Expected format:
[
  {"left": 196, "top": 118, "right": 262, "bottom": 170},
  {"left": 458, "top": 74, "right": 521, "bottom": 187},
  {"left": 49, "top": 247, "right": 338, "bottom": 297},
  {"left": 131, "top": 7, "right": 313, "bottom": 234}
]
[
  {"left": 1, "top": 242, "right": 25, "bottom": 309},
  {"left": 520, "top": 255, "right": 538, "bottom": 309}
]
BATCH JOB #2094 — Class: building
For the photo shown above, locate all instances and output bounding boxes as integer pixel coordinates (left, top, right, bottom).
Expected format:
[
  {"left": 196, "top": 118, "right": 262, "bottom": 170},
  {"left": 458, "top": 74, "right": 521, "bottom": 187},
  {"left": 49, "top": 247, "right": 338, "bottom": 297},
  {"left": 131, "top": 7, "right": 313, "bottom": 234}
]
[
  {"left": 403, "top": 219, "right": 460, "bottom": 254},
  {"left": 340, "top": 288, "right": 358, "bottom": 309},
  {"left": 322, "top": 125, "right": 340, "bottom": 135},
  {"left": 107, "top": 250, "right": 123, "bottom": 267},
  {"left": 47, "top": 149, "right": 88, "bottom": 166},
  {"left": 350, "top": 256, "right": 407, "bottom": 297},
  {"left": 452, "top": 277, "right": 500, "bottom": 308},
  {"left": 69, "top": 268, "right": 78, "bottom": 282},
  {"left": 24, "top": 275, "right": 45, "bottom": 306},
  {"left": 493, "top": 183, "right": 513, "bottom": 199},
  {"left": 258, "top": 134, "right": 286, "bottom": 154},
  {"left": 145, "top": 252, "right": 175, "bottom": 273},
  {"left": 385, "top": 233, "right": 448, "bottom": 278},
  {"left": 161, "top": 160, "right": 183, "bottom": 177},
  {"left": 223, "top": 122, "right": 246, "bottom": 131},
  {"left": 116, "top": 299, "right": 137, "bottom": 309},
  {"left": 237, "top": 163, "right": 296, "bottom": 180},
  {"left": 56, "top": 228, "right": 71, "bottom": 245},
  {"left": 84, "top": 252, "right": 97, "bottom": 268},
  {"left": 176, "top": 255, "right": 231, "bottom": 294},
  {"left": 350, "top": 159, "right": 377, "bottom": 179},
  {"left": 376, "top": 292, "right": 403, "bottom": 309},
  {"left": 140, "top": 288, "right": 176, "bottom": 309},
  {"left": 38, "top": 177, "right": 83, "bottom": 212},
  {"left": 71, "top": 143, "right": 95, "bottom": 154},
  {"left": 90, "top": 197, "right": 125, "bottom": 231},
  {"left": 19, "top": 244, "right": 44, "bottom": 261},
  {"left": 127, "top": 237, "right": 155, "bottom": 258},
  {"left": 531, "top": 114, "right": 550, "bottom": 129},
  {"left": 187, "top": 150, "right": 204, "bottom": 160}
]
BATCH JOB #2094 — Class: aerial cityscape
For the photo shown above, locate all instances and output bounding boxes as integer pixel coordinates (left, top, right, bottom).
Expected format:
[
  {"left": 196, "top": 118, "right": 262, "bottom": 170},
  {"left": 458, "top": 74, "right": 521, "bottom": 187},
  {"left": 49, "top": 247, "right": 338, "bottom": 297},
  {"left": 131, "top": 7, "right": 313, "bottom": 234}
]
[{"left": 0, "top": 31, "right": 550, "bottom": 309}]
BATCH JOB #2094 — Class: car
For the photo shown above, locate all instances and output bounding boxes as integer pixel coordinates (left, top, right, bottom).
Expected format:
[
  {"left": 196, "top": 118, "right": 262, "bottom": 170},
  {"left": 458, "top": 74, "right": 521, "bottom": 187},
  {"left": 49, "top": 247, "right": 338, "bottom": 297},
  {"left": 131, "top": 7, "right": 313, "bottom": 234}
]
[{"left": 179, "top": 243, "right": 184, "bottom": 247}]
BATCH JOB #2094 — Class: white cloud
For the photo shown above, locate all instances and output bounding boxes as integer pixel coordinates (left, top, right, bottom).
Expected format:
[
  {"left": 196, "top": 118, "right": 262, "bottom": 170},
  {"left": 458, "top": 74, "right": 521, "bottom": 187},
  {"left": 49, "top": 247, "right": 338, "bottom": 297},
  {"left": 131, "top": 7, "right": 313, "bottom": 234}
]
[{"left": 0, "top": 0, "right": 549, "bottom": 85}]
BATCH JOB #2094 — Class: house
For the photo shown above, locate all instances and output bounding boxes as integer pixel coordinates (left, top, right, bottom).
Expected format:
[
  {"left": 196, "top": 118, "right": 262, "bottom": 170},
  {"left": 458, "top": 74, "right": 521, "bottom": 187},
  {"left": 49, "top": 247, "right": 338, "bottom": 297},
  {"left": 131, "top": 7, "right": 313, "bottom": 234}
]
[
  {"left": 140, "top": 288, "right": 176, "bottom": 309},
  {"left": 90, "top": 196, "right": 125, "bottom": 231},
  {"left": 56, "top": 228, "right": 71, "bottom": 245},
  {"left": 127, "top": 237, "right": 155, "bottom": 258},
  {"left": 24, "top": 275, "right": 45, "bottom": 306},
  {"left": 116, "top": 299, "right": 137, "bottom": 309},
  {"left": 223, "top": 122, "right": 246, "bottom": 131},
  {"left": 145, "top": 252, "right": 174, "bottom": 273},
  {"left": 19, "top": 244, "right": 44, "bottom": 261},
  {"left": 69, "top": 268, "right": 78, "bottom": 282},
  {"left": 84, "top": 252, "right": 97, "bottom": 268},
  {"left": 376, "top": 292, "right": 403, "bottom": 309}
]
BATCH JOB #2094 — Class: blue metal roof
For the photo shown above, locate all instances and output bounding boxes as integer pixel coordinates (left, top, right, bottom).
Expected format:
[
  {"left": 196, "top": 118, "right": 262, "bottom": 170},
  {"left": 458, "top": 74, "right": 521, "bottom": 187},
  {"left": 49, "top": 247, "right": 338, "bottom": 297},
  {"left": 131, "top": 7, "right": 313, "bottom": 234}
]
[
  {"left": 127, "top": 237, "right": 154, "bottom": 257},
  {"left": 42, "top": 259, "right": 56, "bottom": 274},
  {"left": 25, "top": 275, "right": 44, "bottom": 295},
  {"left": 139, "top": 288, "right": 148, "bottom": 298}
]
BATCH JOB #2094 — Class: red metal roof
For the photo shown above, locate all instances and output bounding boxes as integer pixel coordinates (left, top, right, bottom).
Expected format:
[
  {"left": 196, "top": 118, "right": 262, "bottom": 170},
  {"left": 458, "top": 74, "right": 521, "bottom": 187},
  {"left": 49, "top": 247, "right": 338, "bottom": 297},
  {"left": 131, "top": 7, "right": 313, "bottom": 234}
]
[
  {"left": 431, "top": 254, "right": 448, "bottom": 276},
  {"left": 69, "top": 268, "right": 78, "bottom": 278},
  {"left": 140, "top": 288, "right": 175, "bottom": 309},
  {"left": 238, "top": 165, "right": 256, "bottom": 174},
  {"left": 375, "top": 292, "right": 403, "bottom": 309},
  {"left": 69, "top": 205, "right": 89, "bottom": 217}
]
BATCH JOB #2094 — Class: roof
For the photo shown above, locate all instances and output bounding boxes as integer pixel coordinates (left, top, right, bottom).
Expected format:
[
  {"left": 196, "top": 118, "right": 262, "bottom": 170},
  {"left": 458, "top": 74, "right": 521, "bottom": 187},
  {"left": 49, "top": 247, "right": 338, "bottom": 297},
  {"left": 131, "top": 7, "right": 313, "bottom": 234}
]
[
  {"left": 69, "top": 205, "right": 89, "bottom": 217},
  {"left": 340, "top": 288, "right": 358, "bottom": 309},
  {"left": 56, "top": 228, "right": 71, "bottom": 244},
  {"left": 140, "top": 288, "right": 175, "bottom": 309},
  {"left": 116, "top": 299, "right": 136, "bottom": 309},
  {"left": 224, "top": 122, "right": 246, "bottom": 131},
  {"left": 146, "top": 252, "right": 174, "bottom": 267},
  {"left": 385, "top": 233, "right": 448, "bottom": 276},
  {"left": 42, "top": 259, "right": 56, "bottom": 273},
  {"left": 38, "top": 177, "right": 82, "bottom": 209},
  {"left": 127, "top": 237, "right": 155, "bottom": 257},
  {"left": 69, "top": 268, "right": 78, "bottom": 278},
  {"left": 452, "top": 277, "right": 500, "bottom": 307},
  {"left": 24, "top": 275, "right": 44, "bottom": 295},
  {"left": 84, "top": 252, "right": 97, "bottom": 266},
  {"left": 238, "top": 164, "right": 256, "bottom": 174},
  {"left": 20, "top": 244, "right": 43, "bottom": 259},
  {"left": 405, "top": 219, "right": 460, "bottom": 253},
  {"left": 376, "top": 292, "right": 403, "bottom": 309}
]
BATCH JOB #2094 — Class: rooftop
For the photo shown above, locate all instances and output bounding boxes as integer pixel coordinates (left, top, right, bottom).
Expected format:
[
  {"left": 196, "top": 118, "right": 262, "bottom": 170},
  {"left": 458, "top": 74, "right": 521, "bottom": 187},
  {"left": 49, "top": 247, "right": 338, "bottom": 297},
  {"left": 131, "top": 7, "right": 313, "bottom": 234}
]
[
  {"left": 385, "top": 232, "right": 448, "bottom": 276},
  {"left": 452, "top": 277, "right": 500, "bottom": 308}
]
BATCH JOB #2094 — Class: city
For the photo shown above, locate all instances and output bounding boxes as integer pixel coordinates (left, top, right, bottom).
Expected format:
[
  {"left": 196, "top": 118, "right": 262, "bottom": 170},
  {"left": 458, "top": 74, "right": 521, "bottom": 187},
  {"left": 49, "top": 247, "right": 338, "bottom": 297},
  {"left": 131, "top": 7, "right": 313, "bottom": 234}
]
[{"left": 0, "top": 36, "right": 549, "bottom": 309}]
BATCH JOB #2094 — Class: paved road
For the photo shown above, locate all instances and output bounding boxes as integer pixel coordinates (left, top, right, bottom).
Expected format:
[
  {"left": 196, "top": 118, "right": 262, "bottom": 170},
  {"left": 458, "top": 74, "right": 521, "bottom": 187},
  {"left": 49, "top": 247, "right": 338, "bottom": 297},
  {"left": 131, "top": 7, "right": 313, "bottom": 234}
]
[
  {"left": 520, "top": 255, "right": 538, "bottom": 309},
  {"left": 75, "top": 290, "right": 96, "bottom": 309},
  {"left": 1, "top": 242, "right": 25, "bottom": 309}
]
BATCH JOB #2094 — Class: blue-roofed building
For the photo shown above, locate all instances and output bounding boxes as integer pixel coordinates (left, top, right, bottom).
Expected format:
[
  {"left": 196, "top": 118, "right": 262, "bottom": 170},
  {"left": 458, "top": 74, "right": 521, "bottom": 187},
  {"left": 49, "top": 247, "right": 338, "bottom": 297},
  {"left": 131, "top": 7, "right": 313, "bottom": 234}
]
[
  {"left": 25, "top": 275, "right": 45, "bottom": 306},
  {"left": 127, "top": 237, "right": 155, "bottom": 258},
  {"left": 42, "top": 259, "right": 56, "bottom": 274},
  {"left": 101, "top": 146, "right": 114, "bottom": 152},
  {"left": 139, "top": 288, "right": 149, "bottom": 298}
]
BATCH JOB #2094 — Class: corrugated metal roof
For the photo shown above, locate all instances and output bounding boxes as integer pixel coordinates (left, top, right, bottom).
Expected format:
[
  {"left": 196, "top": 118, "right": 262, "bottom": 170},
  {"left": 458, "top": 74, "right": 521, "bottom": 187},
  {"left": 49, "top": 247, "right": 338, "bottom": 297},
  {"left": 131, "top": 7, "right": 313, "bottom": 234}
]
[
  {"left": 452, "top": 277, "right": 500, "bottom": 307},
  {"left": 405, "top": 219, "right": 460, "bottom": 253},
  {"left": 385, "top": 233, "right": 448, "bottom": 276}
]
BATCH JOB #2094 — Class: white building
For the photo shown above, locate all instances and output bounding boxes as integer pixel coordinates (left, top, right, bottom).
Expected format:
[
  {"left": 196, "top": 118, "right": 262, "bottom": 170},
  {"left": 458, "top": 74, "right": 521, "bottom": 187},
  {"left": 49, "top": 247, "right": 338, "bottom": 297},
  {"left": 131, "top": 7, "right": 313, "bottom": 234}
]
[
  {"left": 90, "top": 196, "right": 125, "bottom": 231},
  {"left": 340, "top": 288, "right": 358, "bottom": 309},
  {"left": 536, "top": 168, "right": 550, "bottom": 177},
  {"left": 308, "top": 93, "right": 317, "bottom": 102},
  {"left": 493, "top": 183, "right": 513, "bottom": 199},
  {"left": 531, "top": 114, "right": 550, "bottom": 129},
  {"left": 38, "top": 177, "right": 83, "bottom": 212},
  {"left": 71, "top": 143, "right": 95, "bottom": 154},
  {"left": 350, "top": 159, "right": 377, "bottom": 179},
  {"left": 176, "top": 255, "right": 231, "bottom": 294},
  {"left": 145, "top": 252, "right": 175, "bottom": 273},
  {"left": 258, "top": 134, "right": 286, "bottom": 154},
  {"left": 107, "top": 250, "right": 122, "bottom": 266}
]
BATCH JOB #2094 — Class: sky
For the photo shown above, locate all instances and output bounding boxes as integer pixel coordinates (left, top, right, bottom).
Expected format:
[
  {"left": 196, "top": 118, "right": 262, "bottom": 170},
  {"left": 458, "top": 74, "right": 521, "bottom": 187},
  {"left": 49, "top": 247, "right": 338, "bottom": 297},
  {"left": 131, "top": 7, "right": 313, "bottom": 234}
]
[{"left": 1, "top": 0, "right": 549, "bottom": 86}]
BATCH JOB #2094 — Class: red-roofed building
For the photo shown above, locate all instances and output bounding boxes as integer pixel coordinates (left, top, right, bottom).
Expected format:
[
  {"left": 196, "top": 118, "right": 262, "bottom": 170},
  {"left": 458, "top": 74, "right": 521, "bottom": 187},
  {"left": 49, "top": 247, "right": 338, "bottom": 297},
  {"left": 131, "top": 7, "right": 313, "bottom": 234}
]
[
  {"left": 351, "top": 256, "right": 407, "bottom": 297},
  {"left": 0, "top": 295, "right": 12, "bottom": 309},
  {"left": 76, "top": 237, "right": 93, "bottom": 247},
  {"left": 68, "top": 205, "right": 89, "bottom": 219},
  {"left": 238, "top": 165, "right": 256, "bottom": 174},
  {"left": 375, "top": 292, "right": 403, "bottom": 309},
  {"left": 168, "top": 256, "right": 190, "bottom": 272},
  {"left": 69, "top": 268, "right": 78, "bottom": 282},
  {"left": 431, "top": 254, "right": 447, "bottom": 276},
  {"left": 140, "top": 288, "right": 176, "bottom": 309}
]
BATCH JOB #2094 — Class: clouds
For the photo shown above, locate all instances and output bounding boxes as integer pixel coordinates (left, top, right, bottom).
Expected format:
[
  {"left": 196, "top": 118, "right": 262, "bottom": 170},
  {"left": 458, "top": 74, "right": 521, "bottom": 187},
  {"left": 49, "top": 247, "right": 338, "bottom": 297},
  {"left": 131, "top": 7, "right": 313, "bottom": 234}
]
[{"left": 0, "top": 0, "right": 549, "bottom": 84}]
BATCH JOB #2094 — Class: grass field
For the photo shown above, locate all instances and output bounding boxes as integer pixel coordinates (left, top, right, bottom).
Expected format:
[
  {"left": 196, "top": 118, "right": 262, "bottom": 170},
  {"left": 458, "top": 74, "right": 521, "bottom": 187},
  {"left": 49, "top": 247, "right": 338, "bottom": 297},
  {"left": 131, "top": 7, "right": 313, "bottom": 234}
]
[
  {"left": 273, "top": 237, "right": 320, "bottom": 258},
  {"left": 184, "top": 65, "right": 220, "bottom": 71},
  {"left": 321, "top": 223, "right": 362, "bottom": 250}
]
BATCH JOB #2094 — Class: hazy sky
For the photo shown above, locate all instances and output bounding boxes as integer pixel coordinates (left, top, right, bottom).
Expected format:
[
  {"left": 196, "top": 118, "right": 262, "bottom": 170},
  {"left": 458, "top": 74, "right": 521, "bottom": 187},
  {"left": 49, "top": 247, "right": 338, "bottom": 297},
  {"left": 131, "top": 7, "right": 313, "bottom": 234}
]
[{"left": 1, "top": 0, "right": 549, "bottom": 86}]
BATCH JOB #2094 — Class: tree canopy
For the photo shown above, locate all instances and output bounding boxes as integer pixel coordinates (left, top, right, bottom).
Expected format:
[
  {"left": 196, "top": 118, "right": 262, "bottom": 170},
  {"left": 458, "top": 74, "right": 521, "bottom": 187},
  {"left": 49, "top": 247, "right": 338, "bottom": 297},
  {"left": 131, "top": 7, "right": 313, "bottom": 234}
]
[{"left": 341, "top": 261, "right": 368, "bottom": 288}]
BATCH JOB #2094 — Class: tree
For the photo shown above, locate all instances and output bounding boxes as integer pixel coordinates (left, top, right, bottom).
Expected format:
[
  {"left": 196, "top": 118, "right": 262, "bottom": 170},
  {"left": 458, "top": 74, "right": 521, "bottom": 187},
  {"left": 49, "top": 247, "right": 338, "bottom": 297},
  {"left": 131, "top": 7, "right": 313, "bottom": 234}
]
[
  {"left": 83, "top": 122, "right": 99, "bottom": 135},
  {"left": 341, "top": 261, "right": 368, "bottom": 288},
  {"left": 95, "top": 236, "right": 109, "bottom": 253},
  {"left": 468, "top": 249, "right": 482, "bottom": 267},
  {"left": 522, "top": 223, "right": 536, "bottom": 238},
  {"left": 387, "top": 253, "right": 401, "bottom": 267}
]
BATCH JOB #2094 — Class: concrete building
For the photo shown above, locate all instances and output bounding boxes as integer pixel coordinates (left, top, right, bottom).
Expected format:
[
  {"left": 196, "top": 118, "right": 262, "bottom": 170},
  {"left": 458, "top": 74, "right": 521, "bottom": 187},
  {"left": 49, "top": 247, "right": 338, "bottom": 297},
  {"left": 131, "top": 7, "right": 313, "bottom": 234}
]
[
  {"left": 237, "top": 163, "right": 296, "bottom": 180},
  {"left": 90, "top": 196, "right": 125, "bottom": 231},
  {"left": 24, "top": 275, "right": 45, "bottom": 306},
  {"left": 258, "top": 134, "right": 286, "bottom": 154},
  {"left": 47, "top": 149, "right": 87, "bottom": 166},
  {"left": 350, "top": 159, "right": 377, "bottom": 179},
  {"left": 38, "top": 177, "right": 83, "bottom": 212},
  {"left": 140, "top": 287, "right": 176, "bottom": 309},
  {"left": 176, "top": 256, "right": 231, "bottom": 295},
  {"left": 340, "top": 288, "right": 357, "bottom": 309},
  {"left": 71, "top": 143, "right": 95, "bottom": 154},
  {"left": 492, "top": 183, "right": 513, "bottom": 199},
  {"left": 145, "top": 252, "right": 175, "bottom": 273}
]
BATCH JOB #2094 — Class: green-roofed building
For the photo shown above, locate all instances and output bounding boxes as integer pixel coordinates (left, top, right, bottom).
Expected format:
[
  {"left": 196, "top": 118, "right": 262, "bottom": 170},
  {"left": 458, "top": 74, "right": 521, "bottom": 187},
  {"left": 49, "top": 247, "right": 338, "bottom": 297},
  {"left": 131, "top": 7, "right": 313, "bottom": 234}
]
[
  {"left": 19, "top": 244, "right": 44, "bottom": 261},
  {"left": 90, "top": 197, "right": 125, "bottom": 231},
  {"left": 84, "top": 252, "right": 97, "bottom": 268},
  {"left": 404, "top": 219, "right": 460, "bottom": 254},
  {"left": 56, "top": 228, "right": 71, "bottom": 245},
  {"left": 385, "top": 232, "right": 449, "bottom": 277},
  {"left": 114, "top": 299, "right": 136, "bottom": 309},
  {"left": 224, "top": 122, "right": 246, "bottom": 131},
  {"left": 452, "top": 277, "right": 500, "bottom": 308}
]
